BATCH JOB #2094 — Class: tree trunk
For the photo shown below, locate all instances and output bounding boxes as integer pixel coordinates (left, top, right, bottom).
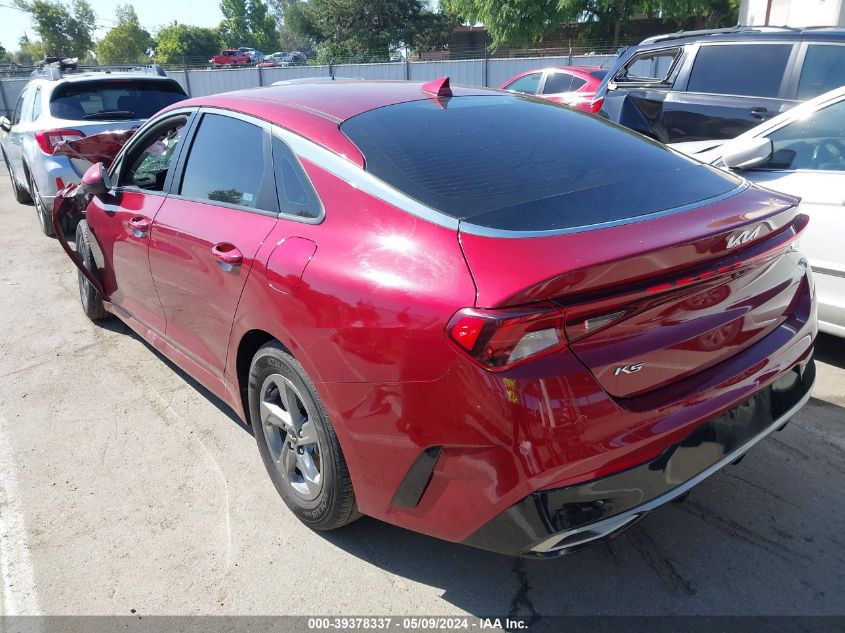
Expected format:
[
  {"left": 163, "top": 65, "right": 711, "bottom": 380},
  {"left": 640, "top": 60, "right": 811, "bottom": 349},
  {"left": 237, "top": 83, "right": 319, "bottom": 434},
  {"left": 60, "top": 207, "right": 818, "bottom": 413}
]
[{"left": 613, "top": 0, "right": 626, "bottom": 47}]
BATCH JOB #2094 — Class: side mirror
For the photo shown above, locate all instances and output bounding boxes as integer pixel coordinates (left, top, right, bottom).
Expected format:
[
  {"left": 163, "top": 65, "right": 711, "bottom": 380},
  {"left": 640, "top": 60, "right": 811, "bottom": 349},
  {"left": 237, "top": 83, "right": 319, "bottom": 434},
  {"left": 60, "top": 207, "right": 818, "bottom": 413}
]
[
  {"left": 721, "top": 137, "right": 773, "bottom": 171},
  {"left": 81, "top": 162, "right": 113, "bottom": 196},
  {"left": 0, "top": 116, "right": 11, "bottom": 132}
]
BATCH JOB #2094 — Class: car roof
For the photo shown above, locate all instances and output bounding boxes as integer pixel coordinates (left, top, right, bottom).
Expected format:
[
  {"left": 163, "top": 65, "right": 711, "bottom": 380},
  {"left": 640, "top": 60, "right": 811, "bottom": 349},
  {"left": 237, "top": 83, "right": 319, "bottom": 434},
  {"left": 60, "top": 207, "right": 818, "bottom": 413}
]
[
  {"left": 173, "top": 79, "right": 495, "bottom": 122},
  {"left": 162, "top": 80, "right": 497, "bottom": 167},
  {"left": 637, "top": 25, "right": 845, "bottom": 48}
]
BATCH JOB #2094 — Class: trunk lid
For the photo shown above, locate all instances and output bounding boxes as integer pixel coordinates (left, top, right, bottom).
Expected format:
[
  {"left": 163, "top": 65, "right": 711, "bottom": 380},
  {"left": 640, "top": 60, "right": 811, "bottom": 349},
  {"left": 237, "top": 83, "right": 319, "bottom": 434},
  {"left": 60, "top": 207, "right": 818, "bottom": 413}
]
[{"left": 458, "top": 186, "right": 808, "bottom": 398}]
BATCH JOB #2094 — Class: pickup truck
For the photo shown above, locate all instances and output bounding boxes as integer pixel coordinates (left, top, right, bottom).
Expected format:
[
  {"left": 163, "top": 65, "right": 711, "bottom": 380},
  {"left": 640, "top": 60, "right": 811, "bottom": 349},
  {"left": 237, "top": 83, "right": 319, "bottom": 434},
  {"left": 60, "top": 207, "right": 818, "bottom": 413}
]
[{"left": 210, "top": 49, "right": 251, "bottom": 66}]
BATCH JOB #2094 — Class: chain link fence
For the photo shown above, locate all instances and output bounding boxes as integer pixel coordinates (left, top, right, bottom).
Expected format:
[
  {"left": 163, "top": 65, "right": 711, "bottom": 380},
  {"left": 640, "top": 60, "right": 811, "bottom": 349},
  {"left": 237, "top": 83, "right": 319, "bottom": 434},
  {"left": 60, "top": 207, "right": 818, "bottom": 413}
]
[{"left": 0, "top": 40, "right": 626, "bottom": 117}]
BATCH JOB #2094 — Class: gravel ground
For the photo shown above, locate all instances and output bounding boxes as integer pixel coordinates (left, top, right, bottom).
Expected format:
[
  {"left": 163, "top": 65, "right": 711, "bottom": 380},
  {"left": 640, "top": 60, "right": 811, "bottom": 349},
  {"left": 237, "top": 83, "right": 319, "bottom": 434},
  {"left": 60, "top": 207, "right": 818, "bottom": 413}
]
[{"left": 0, "top": 172, "right": 843, "bottom": 618}]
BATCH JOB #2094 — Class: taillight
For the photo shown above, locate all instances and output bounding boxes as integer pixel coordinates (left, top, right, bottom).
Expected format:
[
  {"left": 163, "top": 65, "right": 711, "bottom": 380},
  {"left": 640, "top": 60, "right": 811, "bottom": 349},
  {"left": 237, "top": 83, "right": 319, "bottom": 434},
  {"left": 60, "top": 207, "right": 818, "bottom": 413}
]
[
  {"left": 34, "top": 129, "right": 84, "bottom": 154},
  {"left": 587, "top": 97, "right": 604, "bottom": 113},
  {"left": 446, "top": 303, "right": 566, "bottom": 370}
]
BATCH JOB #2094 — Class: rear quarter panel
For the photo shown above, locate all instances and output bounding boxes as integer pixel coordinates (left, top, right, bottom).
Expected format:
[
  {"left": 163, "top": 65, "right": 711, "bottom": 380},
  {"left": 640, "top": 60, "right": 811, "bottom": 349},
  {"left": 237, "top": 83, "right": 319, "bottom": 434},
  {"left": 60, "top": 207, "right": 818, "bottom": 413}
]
[{"left": 226, "top": 159, "right": 478, "bottom": 389}]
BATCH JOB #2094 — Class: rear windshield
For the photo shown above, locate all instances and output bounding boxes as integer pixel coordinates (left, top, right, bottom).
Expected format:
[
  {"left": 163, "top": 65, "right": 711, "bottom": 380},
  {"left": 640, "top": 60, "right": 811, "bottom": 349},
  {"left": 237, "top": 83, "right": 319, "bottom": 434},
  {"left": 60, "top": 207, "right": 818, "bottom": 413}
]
[
  {"left": 341, "top": 95, "right": 740, "bottom": 231},
  {"left": 50, "top": 79, "right": 187, "bottom": 121}
]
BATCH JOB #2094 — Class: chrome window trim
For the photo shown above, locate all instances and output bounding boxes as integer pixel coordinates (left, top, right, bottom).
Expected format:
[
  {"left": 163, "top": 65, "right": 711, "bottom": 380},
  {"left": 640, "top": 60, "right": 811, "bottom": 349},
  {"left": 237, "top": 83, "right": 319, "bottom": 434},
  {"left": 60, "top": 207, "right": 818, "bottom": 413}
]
[
  {"left": 458, "top": 182, "right": 750, "bottom": 239},
  {"left": 173, "top": 108, "right": 750, "bottom": 237}
]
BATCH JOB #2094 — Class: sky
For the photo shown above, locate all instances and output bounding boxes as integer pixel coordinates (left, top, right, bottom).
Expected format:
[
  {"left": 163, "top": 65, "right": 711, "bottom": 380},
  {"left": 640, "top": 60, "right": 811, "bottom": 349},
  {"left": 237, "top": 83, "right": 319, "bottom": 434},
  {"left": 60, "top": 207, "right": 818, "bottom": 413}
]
[{"left": 0, "top": 0, "right": 225, "bottom": 53}]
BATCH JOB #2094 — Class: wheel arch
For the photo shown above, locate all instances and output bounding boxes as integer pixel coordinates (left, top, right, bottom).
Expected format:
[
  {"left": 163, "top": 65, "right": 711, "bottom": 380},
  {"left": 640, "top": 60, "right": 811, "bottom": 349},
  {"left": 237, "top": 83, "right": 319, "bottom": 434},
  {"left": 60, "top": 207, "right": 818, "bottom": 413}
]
[{"left": 235, "top": 328, "right": 282, "bottom": 426}]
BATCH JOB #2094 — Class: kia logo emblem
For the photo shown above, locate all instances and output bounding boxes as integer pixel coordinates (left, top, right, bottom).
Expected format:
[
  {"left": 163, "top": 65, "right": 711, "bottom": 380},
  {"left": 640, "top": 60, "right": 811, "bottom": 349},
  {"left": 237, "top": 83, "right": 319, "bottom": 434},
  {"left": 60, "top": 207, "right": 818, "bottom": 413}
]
[{"left": 727, "top": 225, "right": 762, "bottom": 249}]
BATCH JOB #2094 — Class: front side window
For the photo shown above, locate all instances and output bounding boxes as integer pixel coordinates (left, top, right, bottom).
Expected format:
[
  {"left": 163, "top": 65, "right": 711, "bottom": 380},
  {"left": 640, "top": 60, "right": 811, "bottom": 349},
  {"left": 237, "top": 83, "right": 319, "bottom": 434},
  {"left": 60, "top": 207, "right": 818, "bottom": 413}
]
[
  {"left": 797, "top": 45, "right": 845, "bottom": 101},
  {"left": 687, "top": 44, "right": 791, "bottom": 98},
  {"left": 616, "top": 48, "right": 679, "bottom": 83},
  {"left": 761, "top": 99, "right": 845, "bottom": 172},
  {"left": 180, "top": 114, "right": 269, "bottom": 209},
  {"left": 504, "top": 73, "right": 542, "bottom": 95},
  {"left": 12, "top": 88, "right": 28, "bottom": 125},
  {"left": 119, "top": 118, "right": 187, "bottom": 191}
]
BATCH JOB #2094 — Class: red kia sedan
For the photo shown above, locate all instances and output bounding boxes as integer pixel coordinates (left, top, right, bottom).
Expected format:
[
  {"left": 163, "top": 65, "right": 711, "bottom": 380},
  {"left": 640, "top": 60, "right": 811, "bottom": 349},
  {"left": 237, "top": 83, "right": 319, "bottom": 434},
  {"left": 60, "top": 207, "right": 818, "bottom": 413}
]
[
  {"left": 54, "top": 78, "right": 816, "bottom": 557},
  {"left": 500, "top": 65, "right": 607, "bottom": 112}
]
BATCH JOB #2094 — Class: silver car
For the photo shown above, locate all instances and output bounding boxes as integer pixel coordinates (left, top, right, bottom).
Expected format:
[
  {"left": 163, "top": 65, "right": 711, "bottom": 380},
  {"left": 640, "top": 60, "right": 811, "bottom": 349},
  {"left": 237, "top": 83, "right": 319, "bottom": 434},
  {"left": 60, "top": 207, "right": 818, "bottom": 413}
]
[
  {"left": 671, "top": 86, "right": 845, "bottom": 338},
  {"left": 0, "top": 66, "right": 187, "bottom": 235}
]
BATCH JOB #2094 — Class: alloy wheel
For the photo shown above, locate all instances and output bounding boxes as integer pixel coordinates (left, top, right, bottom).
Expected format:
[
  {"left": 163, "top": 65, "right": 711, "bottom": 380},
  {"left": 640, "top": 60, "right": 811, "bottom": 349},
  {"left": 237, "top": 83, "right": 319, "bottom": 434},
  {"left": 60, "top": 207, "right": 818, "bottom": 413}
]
[{"left": 259, "top": 374, "right": 323, "bottom": 501}]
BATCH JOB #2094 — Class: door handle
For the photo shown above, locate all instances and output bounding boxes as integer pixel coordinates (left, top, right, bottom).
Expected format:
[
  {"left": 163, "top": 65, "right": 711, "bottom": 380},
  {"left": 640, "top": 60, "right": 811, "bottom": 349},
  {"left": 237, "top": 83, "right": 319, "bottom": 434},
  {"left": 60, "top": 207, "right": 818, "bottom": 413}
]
[
  {"left": 128, "top": 216, "right": 150, "bottom": 237},
  {"left": 750, "top": 107, "right": 770, "bottom": 118},
  {"left": 211, "top": 243, "right": 243, "bottom": 270}
]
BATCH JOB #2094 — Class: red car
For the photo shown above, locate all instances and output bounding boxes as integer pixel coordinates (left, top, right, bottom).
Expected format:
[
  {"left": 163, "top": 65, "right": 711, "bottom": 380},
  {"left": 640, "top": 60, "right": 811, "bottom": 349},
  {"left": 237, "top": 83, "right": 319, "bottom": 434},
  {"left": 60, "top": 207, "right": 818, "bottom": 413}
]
[
  {"left": 54, "top": 78, "right": 816, "bottom": 557},
  {"left": 211, "top": 49, "right": 251, "bottom": 66},
  {"left": 500, "top": 65, "right": 607, "bottom": 112}
]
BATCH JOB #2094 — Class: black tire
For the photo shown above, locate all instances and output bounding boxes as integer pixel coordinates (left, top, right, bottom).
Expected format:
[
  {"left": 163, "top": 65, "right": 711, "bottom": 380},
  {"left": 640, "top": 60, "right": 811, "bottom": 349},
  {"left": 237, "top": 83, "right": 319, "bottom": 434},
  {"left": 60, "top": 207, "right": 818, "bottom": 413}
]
[
  {"left": 248, "top": 341, "right": 361, "bottom": 530},
  {"left": 75, "top": 220, "right": 108, "bottom": 321},
  {"left": 4, "top": 152, "right": 31, "bottom": 204},
  {"left": 27, "top": 170, "right": 54, "bottom": 237}
]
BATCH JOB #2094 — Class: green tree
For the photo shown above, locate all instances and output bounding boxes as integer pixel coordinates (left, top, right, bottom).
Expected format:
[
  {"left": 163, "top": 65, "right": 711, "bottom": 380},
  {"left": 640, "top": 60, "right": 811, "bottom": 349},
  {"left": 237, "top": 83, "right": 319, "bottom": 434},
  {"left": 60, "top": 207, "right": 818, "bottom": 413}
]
[
  {"left": 96, "top": 4, "right": 153, "bottom": 64},
  {"left": 153, "top": 23, "right": 222, "bottom": 65},
  {"left": 219, "top": 0, "right": 279, "bottom": 51},
  {"left": 14, "top": 0, "right": 96, "bottom": 58},
  {"left": 267, "top": 0, "right": 314, "bottom": 55},
  {"left": 11, "top": 34, "right": 46, "bottom": 65},
  {"left": 287, "top": 0, "right": 453, "bottom": 62},
  {"left": 444, "top": 0, "right": 739, "bottom": 47}
]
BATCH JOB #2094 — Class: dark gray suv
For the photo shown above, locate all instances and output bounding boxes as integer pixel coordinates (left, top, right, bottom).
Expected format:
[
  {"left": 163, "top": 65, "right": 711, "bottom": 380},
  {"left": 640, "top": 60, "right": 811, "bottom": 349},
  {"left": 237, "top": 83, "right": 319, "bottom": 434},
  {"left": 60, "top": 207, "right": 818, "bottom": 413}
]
[{"left": 595, "top": 26, "right": 845, "bottom": 143}]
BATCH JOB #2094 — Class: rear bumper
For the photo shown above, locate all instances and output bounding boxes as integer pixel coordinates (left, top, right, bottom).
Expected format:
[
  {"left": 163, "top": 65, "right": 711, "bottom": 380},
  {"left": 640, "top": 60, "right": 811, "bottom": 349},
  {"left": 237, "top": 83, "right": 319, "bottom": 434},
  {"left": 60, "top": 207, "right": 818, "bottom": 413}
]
[{"left": 462, "top": 357, "right": 815, "bottom": 558}]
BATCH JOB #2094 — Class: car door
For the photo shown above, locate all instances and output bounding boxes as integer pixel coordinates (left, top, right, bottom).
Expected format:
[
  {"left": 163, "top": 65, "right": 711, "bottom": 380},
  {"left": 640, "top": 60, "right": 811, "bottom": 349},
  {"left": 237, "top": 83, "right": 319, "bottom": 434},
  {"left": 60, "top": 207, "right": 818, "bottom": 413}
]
[
  {"left": 741, "top": 97, "right": 845, "bottom": 333},
  {"left": 601, "top": 47, "right": 682, "bottom": 140},
  {"left": 663, "top": 42, "right": 798, "bottom": 142},
  {"left": 147, "top": 110, "right": 279, "bottom": 377},
  {"left": 86, "top": 112, "right": 193, "bottom": 334}
]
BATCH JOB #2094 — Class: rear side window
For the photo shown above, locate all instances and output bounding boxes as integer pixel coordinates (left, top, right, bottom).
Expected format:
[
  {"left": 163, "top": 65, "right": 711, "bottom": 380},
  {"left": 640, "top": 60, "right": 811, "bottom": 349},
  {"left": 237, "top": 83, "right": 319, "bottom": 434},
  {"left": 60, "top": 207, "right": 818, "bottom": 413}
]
[
  {"left": 504, "top": 73, "right": 541, "bottom": 95},
  {"left": 589, "top": 70, "right": 608, "bottom": 80},
  {"left": 687, "top": 44, "right": 791, "bottom": 98},
  {"left": 341, "top": 96, "right": 740, "bottom": 232},
  {"left": 543, "top": 73, "right": 584, "bottom": 94},
  {"left": 617, "top": 48, "right": 679, "bottom": 82},
  {"left": 32, "top": 87, "right": 42, "bottom": 120},
  {"left": 272, "top": 137, "right": 322, "bottom": 219},
  {"left": 50, "top": 79, "right": 187, "bottom": 121},
  {"left": 797, "top": 45, "right": 845, "bottom": 100},
  {"left": 180, "top": 114, "right": 270, "bottom": 210}
]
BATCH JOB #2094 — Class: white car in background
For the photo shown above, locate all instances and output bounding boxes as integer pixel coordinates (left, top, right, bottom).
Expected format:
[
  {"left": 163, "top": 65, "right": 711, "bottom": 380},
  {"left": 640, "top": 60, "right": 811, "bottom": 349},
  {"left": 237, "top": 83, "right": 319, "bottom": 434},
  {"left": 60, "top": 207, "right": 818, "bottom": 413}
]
[{"left": 672, "top": 86, "right": 845, "bottom": 338}]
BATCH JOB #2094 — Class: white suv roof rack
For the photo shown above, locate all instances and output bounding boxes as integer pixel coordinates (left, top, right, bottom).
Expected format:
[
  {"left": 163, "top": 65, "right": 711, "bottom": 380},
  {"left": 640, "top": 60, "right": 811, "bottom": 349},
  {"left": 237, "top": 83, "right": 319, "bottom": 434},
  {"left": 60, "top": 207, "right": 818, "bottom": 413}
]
[{"left": 30, "top": 58, "right": 167, "bottom": 81}]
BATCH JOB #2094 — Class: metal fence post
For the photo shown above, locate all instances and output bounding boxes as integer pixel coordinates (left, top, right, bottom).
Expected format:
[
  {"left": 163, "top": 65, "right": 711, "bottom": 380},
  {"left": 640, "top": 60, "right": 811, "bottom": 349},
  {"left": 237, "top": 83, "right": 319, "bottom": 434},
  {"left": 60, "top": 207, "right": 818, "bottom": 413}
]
[
  {"left": 328, "top": 62, "right": 334, "bottom": 79},
  {"left": 182, "top": 57, "right": 192, "bottom": 97},
  {"left": 405, "top": 57, "right": 410, "bottom": 81},
  {"left": 0, "top": 79, "right": 9, "bottom": 119},
  {"left": 568, "top": 39, "right": 573, "bottom": 66},
  {"left": 257, "top": 64, "right": 264, "bottom": 87},
  {"left": 483, "top": 47, "right": 489, "bottom": 87}
]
